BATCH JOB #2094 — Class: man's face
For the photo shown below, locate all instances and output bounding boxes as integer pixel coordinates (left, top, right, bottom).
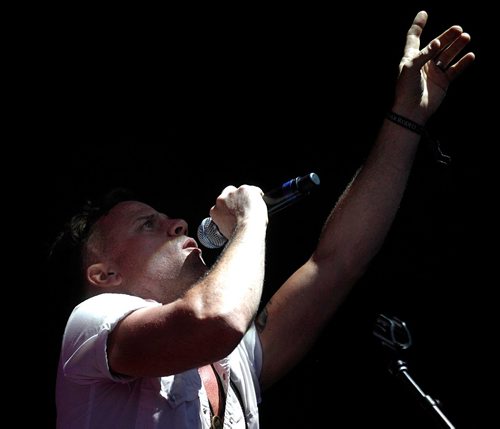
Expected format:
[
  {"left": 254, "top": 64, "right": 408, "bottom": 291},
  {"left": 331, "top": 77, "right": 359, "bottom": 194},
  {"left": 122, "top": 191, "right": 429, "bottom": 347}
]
[{"left": 90, "top": 201, "right": 206, "bottom": 302}]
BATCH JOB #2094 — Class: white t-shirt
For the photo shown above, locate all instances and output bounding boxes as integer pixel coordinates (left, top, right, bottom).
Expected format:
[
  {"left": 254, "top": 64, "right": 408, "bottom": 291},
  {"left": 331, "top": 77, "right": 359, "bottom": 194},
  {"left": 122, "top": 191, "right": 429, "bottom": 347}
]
[{"left": 56, "top": 293, "right": 262, "bottom": 428}]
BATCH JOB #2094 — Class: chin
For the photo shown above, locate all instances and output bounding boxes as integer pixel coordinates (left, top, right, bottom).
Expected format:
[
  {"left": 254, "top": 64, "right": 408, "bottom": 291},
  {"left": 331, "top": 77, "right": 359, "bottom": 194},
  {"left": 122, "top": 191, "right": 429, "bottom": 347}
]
[{"left": 183, "top": 251, "right": 207, "bottom": 277}]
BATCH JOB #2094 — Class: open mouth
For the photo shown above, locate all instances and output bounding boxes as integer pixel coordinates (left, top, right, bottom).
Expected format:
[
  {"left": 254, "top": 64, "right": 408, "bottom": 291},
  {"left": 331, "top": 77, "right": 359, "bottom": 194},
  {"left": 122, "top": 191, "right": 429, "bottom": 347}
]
[{"left": 182, "top": 238, "right": 199, "bottom": 250}]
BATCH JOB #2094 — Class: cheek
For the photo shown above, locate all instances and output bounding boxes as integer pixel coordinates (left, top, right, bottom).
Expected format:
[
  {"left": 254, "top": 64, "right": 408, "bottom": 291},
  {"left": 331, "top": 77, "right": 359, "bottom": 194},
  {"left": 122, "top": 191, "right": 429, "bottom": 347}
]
[
  {"left": 116, "top": 239, "right": 184, "bottom": 280},
  {"left": 114, "top": 243, "right": 163, "bottom": 273}
]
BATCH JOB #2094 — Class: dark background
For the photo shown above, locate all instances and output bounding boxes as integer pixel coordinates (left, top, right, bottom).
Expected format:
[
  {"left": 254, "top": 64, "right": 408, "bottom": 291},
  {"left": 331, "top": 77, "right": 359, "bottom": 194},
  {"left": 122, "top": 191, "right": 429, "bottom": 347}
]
[{"left": 25, "top": 3, "right": 490, "bottom": 428}]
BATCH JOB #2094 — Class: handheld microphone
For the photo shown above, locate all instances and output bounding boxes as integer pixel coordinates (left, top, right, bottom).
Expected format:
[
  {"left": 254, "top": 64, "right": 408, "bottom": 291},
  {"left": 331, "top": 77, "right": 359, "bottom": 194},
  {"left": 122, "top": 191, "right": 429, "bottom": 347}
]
[{"left": 197, "top": 172, "right": 320, "bottom": 249}]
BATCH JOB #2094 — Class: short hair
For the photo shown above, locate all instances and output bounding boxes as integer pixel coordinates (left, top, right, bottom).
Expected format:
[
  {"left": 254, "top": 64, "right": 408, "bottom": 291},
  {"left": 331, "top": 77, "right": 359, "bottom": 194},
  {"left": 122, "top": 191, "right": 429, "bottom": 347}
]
[{"left": 47, "top": 187, "right": 136, "bottom": 301}]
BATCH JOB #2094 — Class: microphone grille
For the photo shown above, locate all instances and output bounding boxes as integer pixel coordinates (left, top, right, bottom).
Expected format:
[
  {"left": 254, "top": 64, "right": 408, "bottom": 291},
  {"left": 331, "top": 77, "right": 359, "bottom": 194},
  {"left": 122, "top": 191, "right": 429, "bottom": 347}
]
[{"left": 197, "top": 217, "right": 228, "bottom": 249}]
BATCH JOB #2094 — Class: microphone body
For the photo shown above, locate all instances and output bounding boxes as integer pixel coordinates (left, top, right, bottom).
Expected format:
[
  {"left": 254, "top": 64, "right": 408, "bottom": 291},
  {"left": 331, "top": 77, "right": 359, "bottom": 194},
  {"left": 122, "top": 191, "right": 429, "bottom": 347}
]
[{"left": 197, "top": 172, "right": 320, "bottom": 249}]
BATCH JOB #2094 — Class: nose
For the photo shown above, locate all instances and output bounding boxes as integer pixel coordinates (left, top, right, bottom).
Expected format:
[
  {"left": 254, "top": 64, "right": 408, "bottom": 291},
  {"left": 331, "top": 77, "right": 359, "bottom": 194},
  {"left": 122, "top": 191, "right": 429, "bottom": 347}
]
[{"left": 167, "top": 218, "right": 188, "bottom": 237}]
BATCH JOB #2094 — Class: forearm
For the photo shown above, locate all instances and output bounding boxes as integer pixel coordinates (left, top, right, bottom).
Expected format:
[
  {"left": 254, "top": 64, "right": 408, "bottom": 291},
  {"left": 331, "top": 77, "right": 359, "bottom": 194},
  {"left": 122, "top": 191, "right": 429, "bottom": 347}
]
[
  {"left": 191, "top": 219, "right": 267, "bottom": 333},
  {"left": 314, "top": 116, "right": 420, "bottom": 275}
]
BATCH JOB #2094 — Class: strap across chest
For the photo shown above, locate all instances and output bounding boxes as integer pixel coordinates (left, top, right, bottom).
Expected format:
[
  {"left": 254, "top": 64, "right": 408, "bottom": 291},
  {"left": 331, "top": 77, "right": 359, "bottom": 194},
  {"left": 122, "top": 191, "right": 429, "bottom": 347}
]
[
  {"left": 198, "top": 364, "right": 224, "bottom": 419},
  {"left": 198, "top": 364, "right": 248, "bottom": 428}
]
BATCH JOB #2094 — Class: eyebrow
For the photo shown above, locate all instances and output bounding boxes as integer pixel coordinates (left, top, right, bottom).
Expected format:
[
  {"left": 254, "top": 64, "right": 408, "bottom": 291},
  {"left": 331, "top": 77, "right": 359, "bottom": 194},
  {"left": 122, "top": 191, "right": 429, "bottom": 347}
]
[
  {"left": 131, "top": 212, "right": 169, "bottom": 226},
  {"left": 132, "top": 213, "right": 156, "bottom": 226}
]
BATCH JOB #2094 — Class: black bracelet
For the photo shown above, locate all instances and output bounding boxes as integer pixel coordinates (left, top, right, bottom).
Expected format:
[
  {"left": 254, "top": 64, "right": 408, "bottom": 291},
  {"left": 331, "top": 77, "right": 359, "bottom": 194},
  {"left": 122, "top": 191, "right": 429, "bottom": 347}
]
[
  {"left": 386, "top": 111, "right": 451, "bottom": 166},
  {"left": 386, "top": 111, "right": 425, "bottom": 135}
]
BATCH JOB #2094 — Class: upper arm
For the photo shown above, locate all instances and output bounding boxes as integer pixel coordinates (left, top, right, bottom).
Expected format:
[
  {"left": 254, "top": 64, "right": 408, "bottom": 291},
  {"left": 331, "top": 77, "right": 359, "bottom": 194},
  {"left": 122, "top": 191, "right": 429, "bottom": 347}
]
[{"left": 257, "top": 255, "right": 355, "bottom": 389}]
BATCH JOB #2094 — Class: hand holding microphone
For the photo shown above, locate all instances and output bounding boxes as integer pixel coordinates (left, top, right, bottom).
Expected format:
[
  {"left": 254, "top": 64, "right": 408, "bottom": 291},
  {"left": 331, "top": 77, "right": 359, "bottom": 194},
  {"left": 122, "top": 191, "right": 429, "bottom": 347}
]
[
  {"left": 203, "top": 184, "right": 269, "bottom": 248},
  {"left": 198, "top": 173, "right": 320, "bottom": 248}
]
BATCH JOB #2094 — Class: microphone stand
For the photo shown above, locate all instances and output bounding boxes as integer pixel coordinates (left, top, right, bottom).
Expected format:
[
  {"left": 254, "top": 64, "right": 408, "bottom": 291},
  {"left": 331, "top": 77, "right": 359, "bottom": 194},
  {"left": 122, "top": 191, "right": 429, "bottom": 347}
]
[
  {"left": 373, "top": 314, "right": 456, "bottom": 429},
  {"left": 388, "top": 359, "right": 455, "bottom": 429}
]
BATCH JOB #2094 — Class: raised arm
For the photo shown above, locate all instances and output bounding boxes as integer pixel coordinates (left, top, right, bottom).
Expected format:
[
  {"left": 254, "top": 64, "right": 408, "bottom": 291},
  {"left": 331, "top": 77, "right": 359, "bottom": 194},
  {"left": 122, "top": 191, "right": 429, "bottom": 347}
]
[{"left": 256, "top": 11, "right": 474, "bottom": 389}]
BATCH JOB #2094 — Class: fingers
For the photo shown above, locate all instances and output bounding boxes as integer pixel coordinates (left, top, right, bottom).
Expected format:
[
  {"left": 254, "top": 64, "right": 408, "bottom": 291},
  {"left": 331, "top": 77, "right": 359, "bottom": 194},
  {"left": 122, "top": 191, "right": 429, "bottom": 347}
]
[
  {"left": 211, "top": 186, "right": 237, "bottom": 214},
  {"left": 409, "top": 16, "right": 474, "bottom": 81},
  {"left": 403, "top": 10, "right": 428, "bottom": 54},
  {"left": 411, "top": 37, "right": 442, "bottom": 69},
  {"left": 410, "top": 24, "right": 464, "bottom": 69},
  {"left": 431, "top": 26, "right": 465, "bottom": 68},
  {"left": 433, "top": 25, "right": 464, "bottom": 57},
  {"left": 447, "top": 51, "right": 475, "bottom": 80},
  {"left": 215, "top": 185, "right": 264, "bottom": 211},
  {"left": 433, "top": 31, "right": 473, "bottom": 70},
  {"left": 219, "top": 185, "right": 237, "bottom": 199}
]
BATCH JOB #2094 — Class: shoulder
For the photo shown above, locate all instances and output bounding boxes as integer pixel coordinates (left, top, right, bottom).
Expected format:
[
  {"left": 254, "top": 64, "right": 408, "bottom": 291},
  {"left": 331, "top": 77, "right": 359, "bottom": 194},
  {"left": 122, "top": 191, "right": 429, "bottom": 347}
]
[
  {"left": 73, "top": 293, "right": 158, "bottom": 320},
  {"left": 75, "top": 293, "right": 158, "bottom": 315},
  {"left": 64, "top": 293, "right": 161, "bottom": 343}
]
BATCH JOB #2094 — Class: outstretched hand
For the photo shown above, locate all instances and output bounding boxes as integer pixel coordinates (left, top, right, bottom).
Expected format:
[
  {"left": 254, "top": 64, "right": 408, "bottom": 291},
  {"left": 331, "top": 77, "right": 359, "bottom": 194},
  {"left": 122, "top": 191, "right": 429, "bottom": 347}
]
[{"left": 393, "top": 10, "right": 475, "bottom": 123}]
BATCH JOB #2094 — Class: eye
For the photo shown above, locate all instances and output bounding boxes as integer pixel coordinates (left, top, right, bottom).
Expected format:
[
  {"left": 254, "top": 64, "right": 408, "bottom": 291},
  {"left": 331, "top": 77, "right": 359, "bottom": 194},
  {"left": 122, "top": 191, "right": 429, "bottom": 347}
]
[{"left": 142, "top": 218, "right": 155, "bottom": 230}]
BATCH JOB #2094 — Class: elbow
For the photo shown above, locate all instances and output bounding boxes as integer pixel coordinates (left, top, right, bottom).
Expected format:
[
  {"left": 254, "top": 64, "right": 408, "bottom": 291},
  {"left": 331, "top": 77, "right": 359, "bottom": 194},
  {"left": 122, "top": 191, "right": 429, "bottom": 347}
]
[
  {"left": 210, "top": 316, "right": 249, "bottom": 357},
  {"left": 188, "top": 299, "right": 251, "bottom": 357},
  {"left": 207, "top": 307, "right": 251, "bottom": 340},
  {"left": 195, "top": 315, "right": 249, "bottom": 362},
  {"left": 312, "top": 245, "right": 371, "bottom": 285},
  {"left": 340, "top": 246, "right": 373, "bottom": 280}
]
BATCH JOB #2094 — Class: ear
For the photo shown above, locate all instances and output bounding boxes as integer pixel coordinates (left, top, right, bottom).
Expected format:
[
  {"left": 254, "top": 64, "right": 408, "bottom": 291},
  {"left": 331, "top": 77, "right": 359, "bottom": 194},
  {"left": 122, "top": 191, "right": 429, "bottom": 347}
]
[{"left": 87, "top": 263, "right": 122, "bottom": 288}]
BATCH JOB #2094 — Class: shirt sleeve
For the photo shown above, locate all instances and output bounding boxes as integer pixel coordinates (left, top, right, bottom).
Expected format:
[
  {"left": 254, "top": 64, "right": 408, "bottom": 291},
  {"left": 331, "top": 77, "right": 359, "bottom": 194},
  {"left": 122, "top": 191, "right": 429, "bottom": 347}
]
[
  {"left": 242, "top": 323, "right": 263, "bottom": 380},
  {"left": 61, "top": 293, "right": 161, "bottom": 384},
  {"left": 234, "top": 322, "right": 263, "bottom": 404}
]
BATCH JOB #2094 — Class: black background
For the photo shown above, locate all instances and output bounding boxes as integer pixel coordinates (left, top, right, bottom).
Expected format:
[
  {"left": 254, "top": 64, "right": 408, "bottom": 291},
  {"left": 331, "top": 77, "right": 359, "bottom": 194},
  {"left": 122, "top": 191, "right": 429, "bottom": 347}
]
[{"left": 23, "top": 3, "right": 491, "bottom": 427}]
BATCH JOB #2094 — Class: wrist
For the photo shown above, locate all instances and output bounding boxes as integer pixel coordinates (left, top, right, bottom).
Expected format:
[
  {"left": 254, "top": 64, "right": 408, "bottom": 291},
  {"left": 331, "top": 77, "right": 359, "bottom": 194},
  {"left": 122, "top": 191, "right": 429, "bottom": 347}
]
[
  {"left": 390, "top": 103, "right": 429, "bottom": 125},
  {"left": 385, "top": 111, "right": 425, "bottom": 136},
  {"left": 385, "top": 111, "right": 451, "bottom": 166}
]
